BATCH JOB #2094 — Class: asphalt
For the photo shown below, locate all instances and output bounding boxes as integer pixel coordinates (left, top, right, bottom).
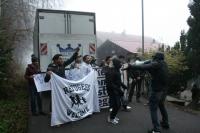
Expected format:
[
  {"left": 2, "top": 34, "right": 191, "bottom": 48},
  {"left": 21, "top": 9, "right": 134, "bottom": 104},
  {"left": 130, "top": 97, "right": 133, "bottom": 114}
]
[{"left": 28, "top": 94, "right": 200, "bottom": 133}]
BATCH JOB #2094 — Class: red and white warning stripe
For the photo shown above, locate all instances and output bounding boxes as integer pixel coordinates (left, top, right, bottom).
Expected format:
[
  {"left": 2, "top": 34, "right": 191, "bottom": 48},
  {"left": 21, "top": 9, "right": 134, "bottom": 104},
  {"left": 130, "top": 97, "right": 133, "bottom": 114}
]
[
  {"left": 40, "top": 43, "right": 48, "bottom": 55},
  {"left": 89, "top": 43, "right": 96, "bottom": 54}
]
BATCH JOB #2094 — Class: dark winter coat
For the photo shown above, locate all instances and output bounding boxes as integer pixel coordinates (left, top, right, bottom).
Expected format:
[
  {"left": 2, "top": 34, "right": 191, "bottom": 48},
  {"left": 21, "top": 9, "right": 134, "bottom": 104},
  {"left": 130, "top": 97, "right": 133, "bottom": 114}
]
[
  {"left": 128, "top": 60, "right": 168, "bottom": 92},
  {"left": 105, "top": 59, "right": 127, "bottom": 96},
  {"left": 44, "top": 52, "right": 78, "bottom": 82},
  {"left": 24, "top": 64, "right": 40, "bottom": 86}
]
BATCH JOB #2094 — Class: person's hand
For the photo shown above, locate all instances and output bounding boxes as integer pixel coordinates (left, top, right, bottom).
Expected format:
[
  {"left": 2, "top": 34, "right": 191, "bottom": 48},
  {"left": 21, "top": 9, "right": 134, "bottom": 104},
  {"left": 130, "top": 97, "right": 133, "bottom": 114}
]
[
  {"left": 46, "top": 71, "right": 52, "bottom": 75},
  {"left": 121, "top": 64, "right": 131, "bottom": 71},
  {"left": 75, "top": 47, "right": 80, "bottom": 53}
]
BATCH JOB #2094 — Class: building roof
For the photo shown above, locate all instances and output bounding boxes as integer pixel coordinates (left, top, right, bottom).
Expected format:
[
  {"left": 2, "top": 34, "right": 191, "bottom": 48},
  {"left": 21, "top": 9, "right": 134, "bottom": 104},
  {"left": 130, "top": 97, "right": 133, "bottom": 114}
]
[{"left": 97, "top": 31, "right": 160, "bottom": 53}]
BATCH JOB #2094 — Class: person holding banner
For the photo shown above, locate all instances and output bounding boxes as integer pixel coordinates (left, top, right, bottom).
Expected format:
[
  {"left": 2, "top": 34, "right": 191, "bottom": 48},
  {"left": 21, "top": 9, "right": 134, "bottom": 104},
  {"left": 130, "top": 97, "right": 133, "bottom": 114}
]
[
  {"left": 44, "top": 47, "right": 80, "bottom": 120},
  {"left": 24, "top": 55, "right": 45, "bottom": 116},
  {"left": 44, "top": 47, "right": 80, "bottom": 82},
  {"left": 105, "top": 58, "right": 128, "bottom": 125}
]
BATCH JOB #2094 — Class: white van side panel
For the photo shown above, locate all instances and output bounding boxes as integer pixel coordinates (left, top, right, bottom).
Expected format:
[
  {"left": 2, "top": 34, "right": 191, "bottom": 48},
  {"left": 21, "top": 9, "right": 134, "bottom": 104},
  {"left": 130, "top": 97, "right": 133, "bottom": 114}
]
[
  {"left": 39, "top": 12, "right": 66, "bottom": 34},
  {"left": 69, "top": 14, "right": 95, "bottom": 35},
  {"left": 39, "top": 34, "right": 96, "bottom": 72}
]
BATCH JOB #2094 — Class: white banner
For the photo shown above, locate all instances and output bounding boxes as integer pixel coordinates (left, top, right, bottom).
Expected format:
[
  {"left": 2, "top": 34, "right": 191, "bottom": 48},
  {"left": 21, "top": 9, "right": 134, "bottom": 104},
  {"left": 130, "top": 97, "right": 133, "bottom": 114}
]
[
  {"left": 50, "top": 70, "right": 100, "bottom": 126},
  {"left": 33, "top": 73, "right": 51, "bottom": 92},
  {"left": 34, "top": 68, "right": 109, "bottom": 108}
]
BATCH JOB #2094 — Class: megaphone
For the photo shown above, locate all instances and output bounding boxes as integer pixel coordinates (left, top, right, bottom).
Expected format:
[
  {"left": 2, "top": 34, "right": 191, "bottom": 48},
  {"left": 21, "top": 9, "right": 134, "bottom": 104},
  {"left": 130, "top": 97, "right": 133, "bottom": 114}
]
[
  {"left": 133, "top": 59, "right": 151, "bottom": 66},
  {"left": 135, "top": 60, "right": 145, "bottom": 65}
]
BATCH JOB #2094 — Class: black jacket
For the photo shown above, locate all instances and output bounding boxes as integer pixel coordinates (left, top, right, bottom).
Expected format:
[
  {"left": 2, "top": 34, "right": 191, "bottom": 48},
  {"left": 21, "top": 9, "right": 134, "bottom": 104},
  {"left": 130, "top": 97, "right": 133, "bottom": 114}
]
[
  {"left": 105, "top": 68, "right": 127, "bottom": 96},
  {"left": 105, "top": 59, "right": 127, "bottom": 96},
  {"left": 44, "top": 52, "right": 78, "bottom": 82},
  {"left": 128, "top": 60, "right": 168, "bottom": 92}
]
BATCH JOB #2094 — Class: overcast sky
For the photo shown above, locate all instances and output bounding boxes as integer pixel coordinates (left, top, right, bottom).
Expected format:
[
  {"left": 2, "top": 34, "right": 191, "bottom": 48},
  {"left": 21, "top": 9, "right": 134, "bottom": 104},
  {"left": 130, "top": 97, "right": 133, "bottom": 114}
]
[{"left": 64, "top": 0, "right": 190, "bottom": 46}]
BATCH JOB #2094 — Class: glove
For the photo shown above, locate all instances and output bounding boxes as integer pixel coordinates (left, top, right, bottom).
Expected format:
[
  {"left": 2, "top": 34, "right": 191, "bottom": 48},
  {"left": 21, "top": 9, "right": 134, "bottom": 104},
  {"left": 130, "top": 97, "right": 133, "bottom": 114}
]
[{"left": 75, "top": 47, "right": 80, "bottom": 52}]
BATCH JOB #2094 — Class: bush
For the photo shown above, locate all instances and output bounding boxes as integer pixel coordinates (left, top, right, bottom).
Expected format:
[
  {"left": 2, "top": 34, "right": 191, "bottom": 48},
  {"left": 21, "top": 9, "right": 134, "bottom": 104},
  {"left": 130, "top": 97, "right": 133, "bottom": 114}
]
[
  {"left": 0, "top": 88, "right": 28, "bottom": 133},
  {"left": 0, "top": 13, "right": 29, "bottom": 133},
  {"left": 0, "top": 76, "right": 28, "bottom": 133}
]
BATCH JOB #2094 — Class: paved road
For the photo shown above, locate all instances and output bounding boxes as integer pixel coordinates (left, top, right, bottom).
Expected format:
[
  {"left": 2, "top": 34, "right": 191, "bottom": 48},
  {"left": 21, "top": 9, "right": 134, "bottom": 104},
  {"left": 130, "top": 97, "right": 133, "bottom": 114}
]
[{"left": 28, "top": 95, "right": 200, "bottom": 133}]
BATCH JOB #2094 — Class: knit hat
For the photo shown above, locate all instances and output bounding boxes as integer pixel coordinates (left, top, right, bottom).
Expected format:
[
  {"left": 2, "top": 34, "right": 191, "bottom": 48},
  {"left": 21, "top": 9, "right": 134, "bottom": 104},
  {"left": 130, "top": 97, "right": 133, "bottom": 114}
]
[{"left": 31, "top": 55, "right": 38, "bottom": 62}]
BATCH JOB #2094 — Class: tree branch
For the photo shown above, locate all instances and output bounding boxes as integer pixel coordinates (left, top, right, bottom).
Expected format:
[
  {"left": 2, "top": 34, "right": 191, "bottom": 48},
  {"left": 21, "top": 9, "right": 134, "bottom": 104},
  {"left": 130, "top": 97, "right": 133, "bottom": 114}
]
[{"left": 0, "top": 0, "right": 8, "bottom": 7}]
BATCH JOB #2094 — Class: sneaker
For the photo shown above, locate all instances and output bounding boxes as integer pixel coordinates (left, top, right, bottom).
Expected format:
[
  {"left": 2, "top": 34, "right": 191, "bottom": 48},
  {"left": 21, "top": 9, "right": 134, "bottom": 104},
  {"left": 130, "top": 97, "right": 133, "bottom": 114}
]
[
  {"left": 122, "top": 106, "right": 132, "bottom": 112},
  {"left": 110, "top": 119, "right": 119, "bottom": 125},
  {"left": 126, "top": 106, "right": 132, "bottom": 110},
  {"left": 115, "top": 117, "right": 119, "bottom": 121},
  {"left": 147, "top": 129, "right": 161, "bottom": 133}
]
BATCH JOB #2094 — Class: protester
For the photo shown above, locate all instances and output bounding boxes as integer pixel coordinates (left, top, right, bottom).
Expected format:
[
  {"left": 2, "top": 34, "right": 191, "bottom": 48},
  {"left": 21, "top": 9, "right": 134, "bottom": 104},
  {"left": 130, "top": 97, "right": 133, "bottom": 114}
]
[
  {"left": 24, "top": 55, "right": 45, "bottom": 116},
  {"left": 44, "top": 47, "right": 79, "bottom": 82},
  {"left": 105, "top": 58, "right": 128, "bottom": 124},
  {"left": 118, "top": 55, "right": 132, "bottom": 111},
  {"left": 99, "top": 59, "right": 106, "bottom": 67},
  {"left": 124, "top": 52, "right": 169, "bottom": 133},
  {"left": 70, "top": 55, "right": 82, "bottom": 69},
  {"left": 67, "top": 55, "right": 84, "bottom": 81},
  {"left": 128, "top": 59, "right": 143, "bottom": 103},
  {"left": 44, "top": 48, "right": 79, "bottom": 126},
  {"left": 102, "top": 56, "right": 113, "bottom": 111},
  {"left": 102, "top": 56, "right": 112, "bottom": 73},
  {"left": 90, "top": 56, "right": 98, "bottom": 67},
  {"left": 81, "top": 55, "right": 93, "bottom": 76}
]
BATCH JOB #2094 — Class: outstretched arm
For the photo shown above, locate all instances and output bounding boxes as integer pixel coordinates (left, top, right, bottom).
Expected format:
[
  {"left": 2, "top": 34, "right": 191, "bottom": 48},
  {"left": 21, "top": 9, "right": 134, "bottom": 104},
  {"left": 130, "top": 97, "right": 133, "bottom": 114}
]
[{"left": 63, "top": 48, "right": 80, "bottom": 67}]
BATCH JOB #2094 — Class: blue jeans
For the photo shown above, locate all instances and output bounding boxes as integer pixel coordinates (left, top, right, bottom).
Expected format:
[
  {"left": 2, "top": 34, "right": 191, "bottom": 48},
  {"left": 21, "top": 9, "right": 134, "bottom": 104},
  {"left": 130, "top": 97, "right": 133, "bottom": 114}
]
[
  {"left": 29, "top": 85, "right": 42, "bottom": 114},
  {"left": 149, "top": 91, "right": 168, "bottom": 131}
]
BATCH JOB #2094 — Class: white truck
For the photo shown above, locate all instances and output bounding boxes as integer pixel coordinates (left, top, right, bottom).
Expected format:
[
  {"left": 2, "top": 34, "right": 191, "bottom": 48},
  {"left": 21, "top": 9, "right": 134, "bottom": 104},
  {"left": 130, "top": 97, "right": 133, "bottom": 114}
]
[{"left": 33, "top": 9, "right": 97, "bottom": 72}]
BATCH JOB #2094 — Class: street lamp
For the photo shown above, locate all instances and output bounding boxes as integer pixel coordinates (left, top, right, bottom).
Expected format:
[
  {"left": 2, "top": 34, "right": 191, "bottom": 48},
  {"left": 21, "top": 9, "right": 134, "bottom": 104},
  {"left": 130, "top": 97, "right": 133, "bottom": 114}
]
[{"left": 141, "top": 0, "right": 144, "bottom": 55}]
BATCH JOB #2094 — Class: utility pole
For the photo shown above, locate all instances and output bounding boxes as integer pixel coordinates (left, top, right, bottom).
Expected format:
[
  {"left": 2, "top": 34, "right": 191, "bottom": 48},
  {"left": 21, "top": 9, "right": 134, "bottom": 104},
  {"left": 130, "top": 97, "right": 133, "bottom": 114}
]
[{"left": 141, "top": 0, "right": 144, "bottom": 55}]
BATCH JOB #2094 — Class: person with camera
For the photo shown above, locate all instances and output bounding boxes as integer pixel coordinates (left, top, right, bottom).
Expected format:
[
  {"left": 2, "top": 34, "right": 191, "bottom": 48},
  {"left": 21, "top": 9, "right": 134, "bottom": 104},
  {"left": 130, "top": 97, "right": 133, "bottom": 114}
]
[{"left": 124, "top": 52, "right": 169, "bottom": 133}]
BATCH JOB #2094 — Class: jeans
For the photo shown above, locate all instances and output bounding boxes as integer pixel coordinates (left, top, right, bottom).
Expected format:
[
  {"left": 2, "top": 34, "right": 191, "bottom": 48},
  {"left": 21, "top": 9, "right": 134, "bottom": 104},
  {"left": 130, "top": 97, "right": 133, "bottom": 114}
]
[
  {"left": 29, "top": 85, "right": 42, "bottom": 114},
  {"left": 128, "top": 79, "right": 142, "bottom": 102},
  {"left": 149, "top": 91, "right": 168, "bottom": 131}
]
